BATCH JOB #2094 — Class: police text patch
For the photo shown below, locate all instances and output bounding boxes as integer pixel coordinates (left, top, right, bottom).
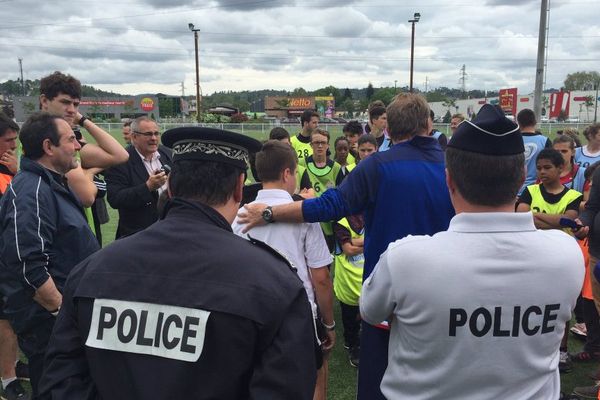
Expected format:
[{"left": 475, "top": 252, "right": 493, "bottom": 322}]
[{"left": 86, "top": 299, "right": 210, "bottom": 362}]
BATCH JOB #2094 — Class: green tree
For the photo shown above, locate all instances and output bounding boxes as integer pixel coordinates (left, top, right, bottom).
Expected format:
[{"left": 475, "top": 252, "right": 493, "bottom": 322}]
[
  {"left": 292, "top": 87, "right": 308, "bottom": 96},
  {"left": 426, "top": 91, "right": 447, "bottom": 103},
  {"left": 371, "top": 87, "right": 396, "bottom": 106},
  {"left": 564, "top": 71, "right": 600, "bottom": 91},
  {"left": 443, "top": 110, "right": 452, "bottom": 123},
  {"left": 442, "top": 98, "right": 457, "bottom": 113},
  {"left": 366, "top": 83, "right": 375, "bottom": 100},
  {"left": 343, "top": 88, "right": 352, "bottom": 100},
  {"left": 342, "top": 98, "right": 355, "bottom": 115},
  {"left": 585, "top": 95, "right": 595, "bottom": 122}
]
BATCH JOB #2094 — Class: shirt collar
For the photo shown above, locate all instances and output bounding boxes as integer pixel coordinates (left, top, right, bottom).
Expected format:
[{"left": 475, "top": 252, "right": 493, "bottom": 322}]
[
  {"left": 448, "top": 212, "right": 537, "bottom": 233},
  {"left": 135, "top": 147, "right": 160, "bottom": 162},
  {"left": 255, "top": 188, "right": 293, "bottom": 201}
]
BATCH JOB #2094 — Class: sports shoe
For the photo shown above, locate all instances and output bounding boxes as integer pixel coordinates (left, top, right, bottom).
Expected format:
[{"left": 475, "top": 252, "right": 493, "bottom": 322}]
[
  {"left": 15, "top": 361, "right": 29, "bottom": 381},
  {"left": 571, "top": 322, "right": 588, "bottom": 338},
  {"left": 572, "top": 382, "right": 600, "bottom": 399},
  {"left": 1, "top": 380, "right": 30, "bottom": 400},
  {"left": 559, "top": 351, "right": 573, "bottom": 373},
  {"left": 348, "top": 346, "right": 360, "bottom": 368}
]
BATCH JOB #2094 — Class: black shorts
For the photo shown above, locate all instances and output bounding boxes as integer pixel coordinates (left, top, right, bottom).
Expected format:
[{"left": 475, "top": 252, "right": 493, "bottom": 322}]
[{"left": 0, "top": 295, "right": 6, "bottom": 320}]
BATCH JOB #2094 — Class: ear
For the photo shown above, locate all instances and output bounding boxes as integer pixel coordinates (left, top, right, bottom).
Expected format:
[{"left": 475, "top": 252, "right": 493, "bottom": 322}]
[
  {"left": 42, "top": 138, "right": 54, "bottom": 157},
  {"left": 232, "top": 172, "right": 245, "bottom": 203},
  {"left": 282, "top": 167, "right": 292, "bottom": 183},
  {"left": 445, "top": 168, "right": 455, "bottom": 193},
  {"left": 39, "top": 94, "right": 48, "bottom": 110}
]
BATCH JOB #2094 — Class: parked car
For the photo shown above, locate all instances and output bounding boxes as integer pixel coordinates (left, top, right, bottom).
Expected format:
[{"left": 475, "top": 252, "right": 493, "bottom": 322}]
[
  {"left": 281, "top": 117, "right": 300, "bottom": 124},
  {"left": 333, "top": 117, "right": 348, "bottom": 124}
]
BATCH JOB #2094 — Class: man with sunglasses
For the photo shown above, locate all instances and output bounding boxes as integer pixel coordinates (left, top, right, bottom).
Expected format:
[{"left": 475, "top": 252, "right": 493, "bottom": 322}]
[{"left": 105, "top": 116, "right": 172, "bottom": 239}]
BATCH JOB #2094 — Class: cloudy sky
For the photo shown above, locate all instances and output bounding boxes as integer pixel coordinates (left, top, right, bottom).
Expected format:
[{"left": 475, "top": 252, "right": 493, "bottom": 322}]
[{"left": 1, "top": 0, "right": 598, "bottom": 96}]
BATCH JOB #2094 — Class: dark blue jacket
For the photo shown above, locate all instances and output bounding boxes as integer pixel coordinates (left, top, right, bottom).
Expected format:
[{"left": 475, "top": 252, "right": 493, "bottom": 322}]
[
  {"left": 302, "top": 135, "right": 455, "bottom": 280},
  {"left": 0, "top": 157, "right": 99, "bottom": 333}
]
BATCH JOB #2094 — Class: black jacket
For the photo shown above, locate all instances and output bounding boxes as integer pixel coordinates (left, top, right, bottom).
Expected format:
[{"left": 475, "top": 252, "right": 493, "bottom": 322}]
[
  {"left": 0, "top": 157, "right": 99, "bottom": 333},
  {"left": 104, "top": 145, "right": 172, "bottom": 239},
  {"left": 582, "top": 167, "right": 600, "bottom": 258},
  {"left": 40, "top": 198, "right": 317, "bottom": 400}
]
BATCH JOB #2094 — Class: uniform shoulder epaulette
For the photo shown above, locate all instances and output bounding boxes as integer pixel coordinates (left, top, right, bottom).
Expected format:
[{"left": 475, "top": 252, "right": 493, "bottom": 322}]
[{"left": 247, "top": 235, "right": 298, "bottom": 274}]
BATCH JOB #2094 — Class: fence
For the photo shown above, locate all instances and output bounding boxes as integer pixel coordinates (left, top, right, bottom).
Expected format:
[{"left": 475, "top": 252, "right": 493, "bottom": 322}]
[{"left": 94, "top": 122, "right": 593, "bottom": 140}]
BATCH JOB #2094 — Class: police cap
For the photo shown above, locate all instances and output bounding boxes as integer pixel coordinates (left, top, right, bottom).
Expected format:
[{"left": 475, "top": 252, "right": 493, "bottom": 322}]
[
  {"left": 447, "top": 104, "right": 524, "bottom": 156},
  {"left": 162, "top": 127, "right": 262, "bottom": 170}
]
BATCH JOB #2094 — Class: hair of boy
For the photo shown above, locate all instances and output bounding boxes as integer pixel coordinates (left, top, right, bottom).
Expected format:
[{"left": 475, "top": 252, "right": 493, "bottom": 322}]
[
  {"left": 301, "top": 109, "right": 319, "bottom": 126},
  {"left": 358, "top": 133, "right": 378, "bottom": 148},
  {"left": 0, "top": 112, "right": 19, "bottom": 137},
  {"left": 584, "top": 123, "right": 600, "bottom": 141},
  {"left": 334, "top": 136, "right": 349, "bottom": 149},
  {"left": 311, "top": 128, "right": 330, "bottom": 142},
  {"left": 368, "top": 100, "right": 385, "bottom": 112},
  {"left": 255, "top": 140, "right": 298, "bottom": 183},
  {"left": 451, "top": 113, "right": 466, "bottom": 122},
  {"left": 585, "top": 160, "right": 600, "bottom": 181},
  {"left": 536, "top": 148, "right": 565, "bottom": 167},
  {"left": 386, "top": 93, "right": 430, "bottom": 142},
  {"left": 40, "top": 71, "right": 82, "bottom": 100},
  {"left": 343, "top": 120, "right": 363, "bottom": 136},
  {"left": 269, "top": 127, "right": 290, "bottom": 141},
  {"left": 369, "top": 105, "right": 386, "bottom": 123},
  {"left": 445, "top": 147, "right": 524, "bottom": 207},
  {"left": 517, "top": 108, "right": 536, "bottom": 128}
]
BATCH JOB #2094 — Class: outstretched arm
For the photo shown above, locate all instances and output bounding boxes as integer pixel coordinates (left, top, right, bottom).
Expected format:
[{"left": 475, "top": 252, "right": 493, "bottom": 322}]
[{"left": 77, "top": 114, "right": 128, "bottom": 169}]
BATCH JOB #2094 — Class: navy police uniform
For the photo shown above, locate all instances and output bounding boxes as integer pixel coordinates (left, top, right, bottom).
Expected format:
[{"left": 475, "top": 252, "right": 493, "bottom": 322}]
[{"left": 39, "top": 128, "right": 317, "bottom": 400}]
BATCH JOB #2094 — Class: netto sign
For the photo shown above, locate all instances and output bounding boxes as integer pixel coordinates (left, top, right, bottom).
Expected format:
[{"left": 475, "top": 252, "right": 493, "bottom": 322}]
[{"left": 140, "top": 97, "right": 155, "bottom": 111}]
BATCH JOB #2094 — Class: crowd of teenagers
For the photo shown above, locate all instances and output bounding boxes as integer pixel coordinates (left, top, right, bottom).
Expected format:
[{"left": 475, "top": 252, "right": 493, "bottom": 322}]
[{"left": 2, "top": 70, "right": 600, "bottom": 400}]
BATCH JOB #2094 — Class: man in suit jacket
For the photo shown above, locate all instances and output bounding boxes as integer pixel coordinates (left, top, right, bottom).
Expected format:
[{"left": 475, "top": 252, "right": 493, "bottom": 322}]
[{"left": 105, "top": 116, "right": 172, "bottom": 239}]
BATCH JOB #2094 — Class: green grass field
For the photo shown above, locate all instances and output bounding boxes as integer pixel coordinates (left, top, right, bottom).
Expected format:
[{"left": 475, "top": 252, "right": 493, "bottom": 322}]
[{"left": 2, "top": 123, "right": 593, "bottom": 399}]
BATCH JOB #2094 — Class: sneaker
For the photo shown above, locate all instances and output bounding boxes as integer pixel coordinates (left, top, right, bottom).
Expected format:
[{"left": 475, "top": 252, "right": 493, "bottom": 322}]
[
  {"left": 348, "top": 346, "right": 360, "bottom": 368},
  {"left": 571, "top": 322, "right": 588, "bottom": 338},
  {"left": 1, "top": 380, "right": 30, "bottom": 400},
  {"left": 573, "top": 382, "right": 600, "bottom": 399},
  {"left": 14, "top": 361, "right": 29, "bottom": 381},
  {"left": 560, "top": 351, "right": 573, "bottom": 373}
]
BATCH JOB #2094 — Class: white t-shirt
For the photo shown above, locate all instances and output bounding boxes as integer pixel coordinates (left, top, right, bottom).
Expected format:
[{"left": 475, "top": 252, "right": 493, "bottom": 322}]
[
  {"left": 360, "top": 212, "right": 584, "bottom": 400},
  {"left": 232, "top": 189, "right": 332, "bottom": 318}
]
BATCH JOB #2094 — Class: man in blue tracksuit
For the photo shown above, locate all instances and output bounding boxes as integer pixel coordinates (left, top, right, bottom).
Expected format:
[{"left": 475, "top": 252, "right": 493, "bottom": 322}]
[
  {"left": 238, "top": 92, "right": 454, "bottom": 399},
  {"left": 0, "top": 112, "right": 99, "bottom": 398}
]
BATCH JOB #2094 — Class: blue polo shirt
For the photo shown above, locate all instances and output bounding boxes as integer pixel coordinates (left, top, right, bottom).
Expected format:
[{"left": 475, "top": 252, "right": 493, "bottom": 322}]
[{"left": 302, "top": 135, "right": 454, "bottom": 279}]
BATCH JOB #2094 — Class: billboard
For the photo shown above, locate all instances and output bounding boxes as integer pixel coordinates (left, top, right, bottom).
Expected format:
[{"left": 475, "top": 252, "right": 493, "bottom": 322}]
[
  {"left": 315, "top": 96, "right": 335, "bottom": 118},
  {"left": 549, "top": 91, "right": 571, "bottom": 119},
  {"left": 498, "top": 88, "right": 518, "bottom": 116}
]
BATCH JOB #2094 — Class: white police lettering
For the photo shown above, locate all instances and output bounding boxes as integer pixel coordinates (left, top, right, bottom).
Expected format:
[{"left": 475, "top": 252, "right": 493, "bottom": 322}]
[
  {"left": 86, "top": 299, "right": 210, "bottom": 362},
  {"left": 449, "top": 304, "right": 560, "bottom": 337}
]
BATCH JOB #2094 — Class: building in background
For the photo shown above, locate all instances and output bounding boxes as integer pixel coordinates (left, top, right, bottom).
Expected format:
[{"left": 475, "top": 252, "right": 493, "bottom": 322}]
[{"left": 13, "top": 95, "right": 160, "bottom": 122}]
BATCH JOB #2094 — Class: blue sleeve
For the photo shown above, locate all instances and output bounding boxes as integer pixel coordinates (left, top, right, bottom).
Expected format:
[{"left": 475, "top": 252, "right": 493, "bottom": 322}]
[{"left": 302, "top": 156, "right": 379, "bottom": 223}]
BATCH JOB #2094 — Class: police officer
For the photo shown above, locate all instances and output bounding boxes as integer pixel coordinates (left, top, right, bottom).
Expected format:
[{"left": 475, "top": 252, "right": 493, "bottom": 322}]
[
  {"left": 360, "top": 104, "right": 585, "bottom": 400},
  {"left": 39, "top": 127, "right": 317, "bottom": 400}
]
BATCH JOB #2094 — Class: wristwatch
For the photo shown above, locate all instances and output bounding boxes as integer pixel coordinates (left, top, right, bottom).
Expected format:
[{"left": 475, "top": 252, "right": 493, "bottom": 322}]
[
  {"left": 78, "top": 115, "right": 88, "bottom": 127},
  {"left": 262, "top": 206, "right": 275, "bottom": 223}
]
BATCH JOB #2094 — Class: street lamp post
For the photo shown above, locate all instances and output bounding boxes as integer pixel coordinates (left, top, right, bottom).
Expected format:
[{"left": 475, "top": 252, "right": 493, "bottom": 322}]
[
  {"left": 189, "top": 23, "right": 201, "bottom": 123},
  {"left": 394, "top": 80, "right": 397, "bottom": 93},
  {"left": 408, "top": 12, "right": 420, "bottom": 93}
]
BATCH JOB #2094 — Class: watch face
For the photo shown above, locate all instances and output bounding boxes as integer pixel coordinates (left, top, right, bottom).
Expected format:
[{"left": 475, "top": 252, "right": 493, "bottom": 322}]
[{"left": 262, "top": 208, "right": 272, "bottom": 222}]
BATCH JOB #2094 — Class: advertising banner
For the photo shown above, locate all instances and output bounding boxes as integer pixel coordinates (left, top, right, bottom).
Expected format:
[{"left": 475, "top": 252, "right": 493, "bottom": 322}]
[
  {"left": 549, "top": 91, "right": 571, "bottom": 119},
  {"left": 499, "top": 88, "right": 518, "bottom": 116}
]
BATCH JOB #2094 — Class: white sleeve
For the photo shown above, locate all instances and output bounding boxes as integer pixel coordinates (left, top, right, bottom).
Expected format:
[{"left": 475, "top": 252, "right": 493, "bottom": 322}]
[
  {"left": 360, "top": 251, "right": 396, "bottom": 325},
  {"left": 305, "top": 223, "right": 333, "bottom": 269}
]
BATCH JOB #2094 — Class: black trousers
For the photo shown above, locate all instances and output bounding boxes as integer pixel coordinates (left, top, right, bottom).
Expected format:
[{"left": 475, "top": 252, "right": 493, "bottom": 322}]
[
  {"left": 583, "top": 298, "right": 600, "bottom": 352},
  {"left": 340, "top": 301, "right": 360, "bottom": 348},
  {"left": 17, "top": 318, "right": 55, "bottom": 399}
]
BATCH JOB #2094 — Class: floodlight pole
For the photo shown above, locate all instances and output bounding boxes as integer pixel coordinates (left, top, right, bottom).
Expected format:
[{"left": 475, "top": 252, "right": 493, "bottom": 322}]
[
  {"left": 408, "top": 13, "right": 420, "bottom": 93},
  {"left": 533, "top": 0, "right": 548, "bottom": 122},
  {"left": 189, "top": 23, "right": 201, "bottom": 123}
]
